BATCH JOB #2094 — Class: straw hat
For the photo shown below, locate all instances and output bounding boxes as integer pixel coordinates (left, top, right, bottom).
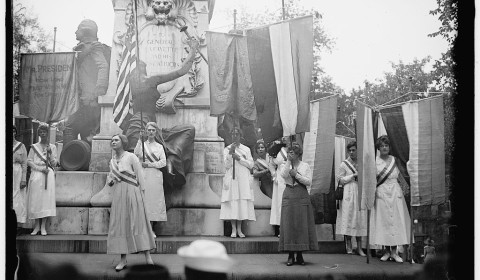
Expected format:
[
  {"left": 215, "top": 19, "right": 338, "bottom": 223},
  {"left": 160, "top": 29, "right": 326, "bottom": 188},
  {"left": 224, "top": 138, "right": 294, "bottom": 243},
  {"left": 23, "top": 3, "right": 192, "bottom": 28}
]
[{"left": 177, "top": 240, "right": 234, "bottom": 273}]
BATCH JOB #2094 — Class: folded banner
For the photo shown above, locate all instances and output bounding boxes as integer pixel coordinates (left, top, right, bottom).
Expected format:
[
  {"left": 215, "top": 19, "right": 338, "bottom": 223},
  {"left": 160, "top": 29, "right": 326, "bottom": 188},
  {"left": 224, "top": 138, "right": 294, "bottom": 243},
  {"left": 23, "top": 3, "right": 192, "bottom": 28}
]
[
  {"left": 206, "top": 31, "right": 257, "bottom": 122},
  {"left": 401, "top": 96, "right": 445, "bottom": 206},
  {"left": 19, "top": 52, "right": 79, "bottom": 122},
  {"left": 356, "top": 102, "right": 377, "bottom": 210},
  {"left": 303, "top": 95, "right": 337, "bottom": 194}
]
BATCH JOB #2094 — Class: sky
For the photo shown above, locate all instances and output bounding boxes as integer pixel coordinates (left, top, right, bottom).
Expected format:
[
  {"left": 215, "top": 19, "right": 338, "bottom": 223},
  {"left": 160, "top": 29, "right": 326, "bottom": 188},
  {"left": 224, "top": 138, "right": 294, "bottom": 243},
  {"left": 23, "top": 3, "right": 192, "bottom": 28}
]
[{"left": 15, "top": 0, "right": 449, "bottom": 92}]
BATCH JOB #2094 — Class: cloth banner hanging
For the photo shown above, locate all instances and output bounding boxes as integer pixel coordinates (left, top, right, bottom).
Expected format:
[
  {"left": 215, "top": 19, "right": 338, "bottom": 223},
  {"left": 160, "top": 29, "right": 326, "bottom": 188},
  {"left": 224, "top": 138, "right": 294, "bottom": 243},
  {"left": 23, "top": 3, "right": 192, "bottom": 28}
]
[
  {"left": 303, "top": 95, "right": 337, "bottom": 195},
  {"left": 19, "top": 52, "right": 79, "bottom": 123},
  {"left": 401, "top": 96, "right": 445, "bottom": 206},
  {"left": 356, "top": 102, "right": 377, "bottom": 210}
]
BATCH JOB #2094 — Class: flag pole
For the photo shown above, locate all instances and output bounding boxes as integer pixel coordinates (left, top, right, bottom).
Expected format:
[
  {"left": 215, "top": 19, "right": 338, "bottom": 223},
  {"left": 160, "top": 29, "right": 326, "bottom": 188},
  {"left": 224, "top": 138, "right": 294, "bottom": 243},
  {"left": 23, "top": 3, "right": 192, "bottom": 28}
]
[
  {"left": 366, "top": 209, "right": 370, "bottom": 263},
  {"left": 132, "top": 0, "right": 145, "bottom": 161}
]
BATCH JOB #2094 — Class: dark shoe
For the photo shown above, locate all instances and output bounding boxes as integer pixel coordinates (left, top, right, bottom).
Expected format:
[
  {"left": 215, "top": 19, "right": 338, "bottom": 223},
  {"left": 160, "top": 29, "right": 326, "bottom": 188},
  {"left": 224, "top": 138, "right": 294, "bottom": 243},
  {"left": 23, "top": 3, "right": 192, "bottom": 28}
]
[
  {"left": 296, "top": 255, "right": 305, "bottom": 265},
  {"left": 286, "top": 257, "right": 295, "bottom": 266}
]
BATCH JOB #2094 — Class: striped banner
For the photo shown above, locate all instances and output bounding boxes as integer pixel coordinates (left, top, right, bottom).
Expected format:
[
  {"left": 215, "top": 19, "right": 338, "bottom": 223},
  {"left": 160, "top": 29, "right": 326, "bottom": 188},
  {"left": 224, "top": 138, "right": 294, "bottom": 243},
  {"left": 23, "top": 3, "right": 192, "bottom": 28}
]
[
  {"left": 113, "top": 7, "right": 136, "bottom": 130},
  {"left": 302, "top": 95, "right": 337, "bottom": 194},
  {"left": 402, "top": 96, "right": 445, "bottom": 206},
  {"left": 356, "top": 102, "right": 377, "bottom": 210}
]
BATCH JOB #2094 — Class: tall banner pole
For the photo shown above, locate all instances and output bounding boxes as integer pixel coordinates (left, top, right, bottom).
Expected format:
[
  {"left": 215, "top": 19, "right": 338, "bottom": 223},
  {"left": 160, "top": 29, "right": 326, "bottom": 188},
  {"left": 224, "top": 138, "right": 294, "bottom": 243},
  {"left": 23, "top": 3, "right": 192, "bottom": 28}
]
[
  {"left": 367, "top": 209, "right": 370, "bottom": 263},
  {"left": 132, "top": 0, "right": 145, "bottom": 161}
]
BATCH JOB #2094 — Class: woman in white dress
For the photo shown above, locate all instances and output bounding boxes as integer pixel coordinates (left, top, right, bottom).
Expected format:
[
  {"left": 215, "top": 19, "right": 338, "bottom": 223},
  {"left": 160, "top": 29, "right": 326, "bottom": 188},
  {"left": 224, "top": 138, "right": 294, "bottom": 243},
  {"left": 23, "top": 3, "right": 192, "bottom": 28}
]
[
  {"left": 270, "top": 137, "right": 288, "bottom": 236},
  {"left": 370, "top": 135, "right": 411, "bottom": 263},
  {"left": 134, "top": 122, "right": 167, "bottom": 238},
  {"left": 26, "top": 124, "right": 57, "bottom": 236},
  {"left": 335, "top": 141, "right": 367, "bottom": 256},
  {"left": 107, "top": 134, "right": 155, "bottom": 271},
  {"left": 12, "top": 125, "right": 28, "bottom": 224},
  {"left": 220, "top": 127, "right": 256, "bottom": 238}
]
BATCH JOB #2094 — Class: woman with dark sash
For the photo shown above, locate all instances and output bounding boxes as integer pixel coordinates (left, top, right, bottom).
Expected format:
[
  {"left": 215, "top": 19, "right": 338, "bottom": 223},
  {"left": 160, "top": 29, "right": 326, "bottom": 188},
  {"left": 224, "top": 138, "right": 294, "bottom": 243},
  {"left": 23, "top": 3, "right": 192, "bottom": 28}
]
[
  {"left": 27, "top": 124, "right": 57, "bottom": 236},
  {"left": 278, "top": 143, "right": 318, "bottom": 266},
  {"left": 370, "top": 135, "right": 411, "bottom": 263},
  {"left": 13, "top": 125, "right": 28, "bottom": 225},
  {"left": 220, "top": 127, "right": 256, "bottom": 238},
  {"left": 252, "top": 140, "right": 275, "bottom": 199},
  {"left": 335, "top": 141, "right": 367, "bottom": 256},
  {"left": 134, "top": 122, "right": 167, "bottom": 238},
  {"left": 106, "top": 134, "right": 155, "bottom": 271}
]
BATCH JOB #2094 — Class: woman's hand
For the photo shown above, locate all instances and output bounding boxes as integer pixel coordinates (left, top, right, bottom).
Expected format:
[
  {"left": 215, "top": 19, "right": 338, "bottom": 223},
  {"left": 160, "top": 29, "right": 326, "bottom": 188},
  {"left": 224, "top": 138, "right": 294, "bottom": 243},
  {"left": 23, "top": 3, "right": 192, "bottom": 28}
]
[
  {"left": 289, "top": 169, "right": 297, "bottom": 177},
  {"left": 42, "top": 168, "right": 49, "bottom": 174},
  {"left": 20, "top": 181, "right": 27, "bottom": 189},
  {"left": 46, "top": 146, "right": 52, "bottom": 155},
  {"left": 141, "top": 162, "right": 150, "bottom": 168},
  {"left": 232, "top": 153, "right": 240, "bottom": 161}
]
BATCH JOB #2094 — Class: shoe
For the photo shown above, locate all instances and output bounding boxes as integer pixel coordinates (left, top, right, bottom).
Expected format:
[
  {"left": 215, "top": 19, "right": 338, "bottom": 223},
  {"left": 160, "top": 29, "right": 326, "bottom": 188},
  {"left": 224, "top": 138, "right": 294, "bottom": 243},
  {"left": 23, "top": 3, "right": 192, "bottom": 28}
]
[
  {"left": 296, "top": 255, "right": 305, "bottom": 265},
  {"left": 286, "top": 256, "right": 295, "bottom": 266},
  {"left": 230, "top": 233, "right": 237, "bottom": 238},
  {"left": 380, "top": 252, "right": 391, "bottom": 262},
  {"left": 346, "top": 247, "right": 353, "bottom": 254},
  {"left": 357, "top": 249, "right": 366, "bottom": 257},
  {"left": 41, "top": 229, "right": 47, "bottom": 236},
  {"left": 30, "top": 229, "right": 40, "bottom": 236},
  {"left": 115, "top": 263, "right": 127, "bottom": 272},
  {"left": 391, "top": 254, "right": 403, "bottom": 263},
  {"left": 238, "top": 232, "right": 246, "bottom": 238}
]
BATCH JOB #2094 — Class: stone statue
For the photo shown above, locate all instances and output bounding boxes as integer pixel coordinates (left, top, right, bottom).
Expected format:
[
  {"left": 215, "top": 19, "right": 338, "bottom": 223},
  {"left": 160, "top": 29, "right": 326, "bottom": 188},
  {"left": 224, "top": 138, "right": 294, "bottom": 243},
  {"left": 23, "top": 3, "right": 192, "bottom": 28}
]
[{"left": 63, "top": 19, "right": 111, "bottom": 147}]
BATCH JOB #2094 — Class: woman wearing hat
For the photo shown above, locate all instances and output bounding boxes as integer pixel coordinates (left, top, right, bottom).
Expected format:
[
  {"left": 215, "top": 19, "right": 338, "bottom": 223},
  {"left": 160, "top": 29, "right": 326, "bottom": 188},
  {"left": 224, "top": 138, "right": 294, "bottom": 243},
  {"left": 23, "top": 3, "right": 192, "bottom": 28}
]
[
  {"left": 106, "top": 134, "right": 155, "bottom": 271},
  {"left": 278, "top": 143, "right": 318, "bottom": 266},
  {"left": 220, "top": 127, "right": 256, "bottom": 238},
  {"left": 26, "top": 124, "right": 57, "bottom": 236}
]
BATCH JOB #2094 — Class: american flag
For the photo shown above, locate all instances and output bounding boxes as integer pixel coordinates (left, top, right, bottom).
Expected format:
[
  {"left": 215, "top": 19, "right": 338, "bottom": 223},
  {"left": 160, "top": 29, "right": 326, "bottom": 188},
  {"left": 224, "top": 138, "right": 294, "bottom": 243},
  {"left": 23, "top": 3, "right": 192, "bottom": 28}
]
[{"left": 113, "top": 10, "right": 136, "bottom": 130}]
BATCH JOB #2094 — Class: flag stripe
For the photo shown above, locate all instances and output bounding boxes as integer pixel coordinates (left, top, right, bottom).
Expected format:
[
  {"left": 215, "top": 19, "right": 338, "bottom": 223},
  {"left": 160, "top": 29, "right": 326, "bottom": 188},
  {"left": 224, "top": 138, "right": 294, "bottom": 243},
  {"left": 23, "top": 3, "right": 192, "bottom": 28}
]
[{"left": 269, "top": 22, "right": 298, "bottom": 137}]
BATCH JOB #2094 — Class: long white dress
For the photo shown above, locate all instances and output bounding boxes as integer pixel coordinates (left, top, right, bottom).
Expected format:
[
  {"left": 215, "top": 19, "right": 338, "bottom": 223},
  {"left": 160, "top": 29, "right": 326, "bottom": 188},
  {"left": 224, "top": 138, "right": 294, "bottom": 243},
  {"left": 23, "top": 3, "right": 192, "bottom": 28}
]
[
  {"left": 134, "top": 140, "right": 167, "bottom": 222},
  {"left": 13, "top": 141, "right": 28, "bottom": 223},
  {"left": 270, "top": 147, "right": 287, "bottom": 225},
  {"left": 220, "top": 143, "right": 256, "bottom": 221},
  {"left": 335, "top": 158, "right": 367, "bottom": 236},
  {"left": 26, "top": 143, "right": 57, "bottom": 219},
  {"left": 107, "top": 152, "right": 156, "bottom": 254},
  {"left": 369, "top": 155, "right": 411, "bottom": 246}
]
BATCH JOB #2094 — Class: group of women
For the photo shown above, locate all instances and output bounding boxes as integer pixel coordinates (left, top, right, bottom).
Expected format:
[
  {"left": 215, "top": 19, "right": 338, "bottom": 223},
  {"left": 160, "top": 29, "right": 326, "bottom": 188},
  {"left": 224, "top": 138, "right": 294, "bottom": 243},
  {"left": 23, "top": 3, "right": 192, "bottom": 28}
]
[{"left": 335, "top": 136, "right": 411, "bottom": 263}]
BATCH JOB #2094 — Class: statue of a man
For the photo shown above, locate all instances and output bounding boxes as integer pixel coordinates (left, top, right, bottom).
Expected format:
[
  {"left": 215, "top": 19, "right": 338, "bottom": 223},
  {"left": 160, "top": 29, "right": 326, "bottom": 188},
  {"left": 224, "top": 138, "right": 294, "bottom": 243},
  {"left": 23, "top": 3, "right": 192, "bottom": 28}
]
[{"left": 63, "top": 19, "right": 110, "bottom": 146}]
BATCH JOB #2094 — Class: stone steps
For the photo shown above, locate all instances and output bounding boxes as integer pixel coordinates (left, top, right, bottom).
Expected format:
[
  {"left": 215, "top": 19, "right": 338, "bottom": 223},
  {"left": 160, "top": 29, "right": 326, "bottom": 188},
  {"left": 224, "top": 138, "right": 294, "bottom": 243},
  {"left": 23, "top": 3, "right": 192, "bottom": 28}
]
[{"left": 16, "top": 235, "right": 345, "bottom": 254}]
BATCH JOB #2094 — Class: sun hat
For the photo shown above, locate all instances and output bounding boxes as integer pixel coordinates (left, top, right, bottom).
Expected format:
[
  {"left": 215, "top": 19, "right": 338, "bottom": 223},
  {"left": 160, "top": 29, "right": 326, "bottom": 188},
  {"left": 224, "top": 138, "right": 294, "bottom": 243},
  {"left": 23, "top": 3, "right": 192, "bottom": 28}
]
[{"left": 177, "top": 240, "right": 234, "bottom": 273}]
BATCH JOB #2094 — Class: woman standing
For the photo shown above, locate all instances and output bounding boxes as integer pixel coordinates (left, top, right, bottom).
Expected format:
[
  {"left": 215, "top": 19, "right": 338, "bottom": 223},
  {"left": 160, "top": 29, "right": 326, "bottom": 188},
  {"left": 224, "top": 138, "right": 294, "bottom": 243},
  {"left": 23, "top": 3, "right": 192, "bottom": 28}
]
[
  {"left": 335, "top": 141, "right": 367, "bottom": 256},
  {"left": 270, "top": 137, "right": 288, "bottom": 236},
  {"left": 220, "top": 127, "right": 256, "bottom": 238},
  {"left": 107, "top": 134, "right": 155, "bottom": 271},
  {"left": 252, "top": 140, "right": 275, "bottom": 199},
  {"left": 370, "top": 135, "right": 411, "bottom": 263},
  {"left": 27, "top": 124, "right": 57, "bottom": 236},
  {"left": 134, "top": 122, "right": 167, "bottom": 238},
  {"left": 13, "top": 125, "right": 28, "bottom": 225},
  {"left": 278, "top": 143, "right": 318, "bottom": 266}
]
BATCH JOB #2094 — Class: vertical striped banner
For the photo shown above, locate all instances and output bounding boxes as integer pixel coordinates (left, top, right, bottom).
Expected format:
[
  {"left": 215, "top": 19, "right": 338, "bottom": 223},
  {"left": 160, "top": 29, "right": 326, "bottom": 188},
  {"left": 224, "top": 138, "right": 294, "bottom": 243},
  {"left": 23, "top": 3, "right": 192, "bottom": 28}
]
[
  {"left": 402, "top": 96, "right": 445, "bottom": 206},
  {"left": 303, "top": 95, "right": 337, "bottom": 194},
  {"left": 356, "top": 102, "right": 377, "bottom": 210}
]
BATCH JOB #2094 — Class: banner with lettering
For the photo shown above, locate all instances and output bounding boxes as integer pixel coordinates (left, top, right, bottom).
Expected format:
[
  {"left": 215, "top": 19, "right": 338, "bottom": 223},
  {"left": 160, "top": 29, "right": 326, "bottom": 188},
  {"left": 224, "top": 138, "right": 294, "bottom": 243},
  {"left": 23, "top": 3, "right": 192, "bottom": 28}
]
[{"left": 19, "top": 52, "right": 78, "bottom": 123}]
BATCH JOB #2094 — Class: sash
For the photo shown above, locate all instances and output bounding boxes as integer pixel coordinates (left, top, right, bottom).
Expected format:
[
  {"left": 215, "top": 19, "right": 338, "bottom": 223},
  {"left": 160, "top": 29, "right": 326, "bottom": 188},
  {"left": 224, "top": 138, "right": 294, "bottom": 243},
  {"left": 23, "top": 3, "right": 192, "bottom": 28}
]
[
  {"left": 376, "top": 156, "right": 396, "bottom": 187},
  {"left": 278, "top": 148, "right": 287, "bottom": 161},
  {"left": 256, "top": 157, "right": 269, "bottom": 170},
  {"left": 110, "top": 159, "right": 139, "bottom": 187},
  {"left": 233, "top": 146, "right": 247, "bottom": 160},
  {"left": 343, "top": 159, "right": 357, "bottom": 174},
  {"left": 143, "top": 142, "right": 160, "bottom": 164},
  {"left": 13, "top": 142, "right": 22, "bottom": 154},
  {"left": 31, "top": 144, "right": 52, "bottom": 169}
]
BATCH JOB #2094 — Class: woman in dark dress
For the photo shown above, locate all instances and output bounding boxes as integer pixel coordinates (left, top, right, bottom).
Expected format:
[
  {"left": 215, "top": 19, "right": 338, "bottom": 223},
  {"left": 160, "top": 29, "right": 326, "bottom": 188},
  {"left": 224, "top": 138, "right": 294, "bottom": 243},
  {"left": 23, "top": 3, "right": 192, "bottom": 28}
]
[{"left": 278, "top": 143, "right": 318, "bottom": 266}]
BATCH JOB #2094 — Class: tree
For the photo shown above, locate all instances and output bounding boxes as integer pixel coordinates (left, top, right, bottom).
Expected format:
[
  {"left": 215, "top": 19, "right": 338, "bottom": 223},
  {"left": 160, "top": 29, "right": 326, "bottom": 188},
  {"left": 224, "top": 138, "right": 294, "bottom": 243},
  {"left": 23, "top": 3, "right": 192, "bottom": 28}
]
[{"left": 12, "top": 3, "right": 52, "bottom": 102}]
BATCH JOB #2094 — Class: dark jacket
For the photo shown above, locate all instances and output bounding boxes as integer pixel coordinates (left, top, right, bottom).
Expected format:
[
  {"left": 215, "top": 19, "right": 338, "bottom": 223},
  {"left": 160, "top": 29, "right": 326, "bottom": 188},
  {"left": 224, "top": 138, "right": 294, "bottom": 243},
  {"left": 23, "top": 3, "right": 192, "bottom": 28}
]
[{"left": 73, "top": 41, "right": 110, "bottom": 104}]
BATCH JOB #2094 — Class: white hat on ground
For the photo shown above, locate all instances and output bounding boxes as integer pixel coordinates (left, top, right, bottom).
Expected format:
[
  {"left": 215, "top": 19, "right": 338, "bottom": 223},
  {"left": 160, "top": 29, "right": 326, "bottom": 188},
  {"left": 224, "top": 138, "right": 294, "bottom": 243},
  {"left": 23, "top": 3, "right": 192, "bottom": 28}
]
[{"left": 177, "top": 240, "right": 234, "bottom": 273}]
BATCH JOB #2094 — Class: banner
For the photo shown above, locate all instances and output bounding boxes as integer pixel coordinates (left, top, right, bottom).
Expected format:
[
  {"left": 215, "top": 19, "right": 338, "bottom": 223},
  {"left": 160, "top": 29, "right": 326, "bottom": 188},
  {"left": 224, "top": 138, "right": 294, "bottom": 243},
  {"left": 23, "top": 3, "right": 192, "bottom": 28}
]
[
  {"left": 401, "top": 96, "right": 445, "bottom": 206},
  {"left": 356, "top": 102, "right": 377, "bottom": 210},
  {"left": 19, "top": 52, "right": 78, "bottom": 123}
]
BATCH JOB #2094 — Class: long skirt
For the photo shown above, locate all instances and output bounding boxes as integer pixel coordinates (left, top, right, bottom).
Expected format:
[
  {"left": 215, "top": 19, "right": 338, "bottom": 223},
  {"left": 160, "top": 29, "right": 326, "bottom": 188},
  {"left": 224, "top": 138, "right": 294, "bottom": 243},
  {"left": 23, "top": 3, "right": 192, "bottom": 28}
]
[
  {"left": 335, "top": 181, "right": 367, "bottom": 236},
  {"left": 278, "top": 184, "right": 319, "bottom": 252},
  {"left": 107, "top": 181, "right": 156, "bottom": 254},
  {"left": 13, "top": 163, "right": 27, "bottom": 223},
  {"left": 27, "top": 169, "right": 56, "bottom": 219},
  {"left": 270, "top": 177, "right": 286, "bottom": 225},
  {"left": 143, "top": 168, "right": 167, "bottom": 222}
]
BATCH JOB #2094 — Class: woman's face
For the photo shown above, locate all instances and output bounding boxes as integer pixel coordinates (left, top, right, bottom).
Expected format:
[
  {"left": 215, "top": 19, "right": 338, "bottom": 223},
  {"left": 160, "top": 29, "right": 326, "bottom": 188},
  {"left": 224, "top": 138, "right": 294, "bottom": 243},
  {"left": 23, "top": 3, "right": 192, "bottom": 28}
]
[
  {"left": 38, "top": 129, "right": 48, "bottom": 140},
  {"left": 13, "top": 129, "right": 17, "bottom": 140},
  {"left": 146, "top": 125, "right": 156, "bottom": 138},
  {"left": 256, "top": 143, "right": 266, "bottom": 157},
  {"left": 348, "top": 146, "right": 357, "bottom": 160},
  {"left": 111, "top": 135, "right": 123, "bottom": 150},
  {"left": 379, "top": 143, "right": 390, "bottom": 156},
  {"left": 287, "top": 150, "right": 299, "bottom": 161},
  {"left": 232, "top": 130, "right": 241, "bottom": 143}
]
